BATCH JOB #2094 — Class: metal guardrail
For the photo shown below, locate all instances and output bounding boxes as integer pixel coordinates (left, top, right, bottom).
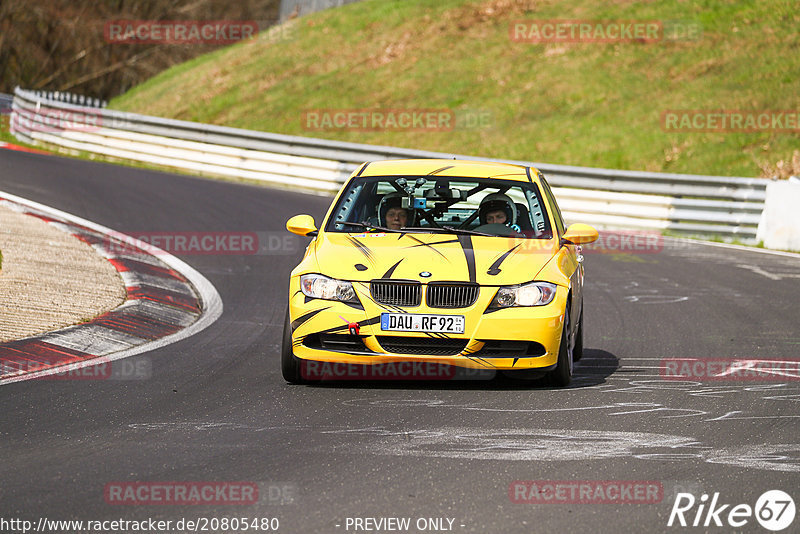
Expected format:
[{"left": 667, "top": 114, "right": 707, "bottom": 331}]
[
  {"left": 10, "top": 87, "right": 770, "bottom": 240},
  {"left": 15, "top": 90, "right": 106, "bottom": 108},
  {"left": 279, "top": 0, "right": 363, "bottom": 22}
]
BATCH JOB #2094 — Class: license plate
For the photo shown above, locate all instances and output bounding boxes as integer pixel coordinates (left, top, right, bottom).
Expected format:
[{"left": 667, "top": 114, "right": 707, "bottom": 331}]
[{"left": 380, "top": 313, "right": 465, "bottom": 334}]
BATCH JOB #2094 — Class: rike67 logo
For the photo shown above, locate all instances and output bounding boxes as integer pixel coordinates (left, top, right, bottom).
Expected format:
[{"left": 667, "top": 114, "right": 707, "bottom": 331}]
[{"left": 668, "top": 490, "right": 795, "bottom": 531}]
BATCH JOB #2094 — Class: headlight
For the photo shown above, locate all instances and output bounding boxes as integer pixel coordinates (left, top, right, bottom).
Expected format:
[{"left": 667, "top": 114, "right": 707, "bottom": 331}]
[
  {"left": 490, "top": 281, "right": 557, "bottom": 308},
  {"left": 300, "top": 274, "right": 357, "bottom": 303}
]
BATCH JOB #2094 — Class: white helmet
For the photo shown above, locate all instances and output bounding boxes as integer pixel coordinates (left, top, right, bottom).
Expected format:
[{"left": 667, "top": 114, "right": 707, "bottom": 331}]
[{"left": 479, "top": 193, "right": 517, "bottom": 225}]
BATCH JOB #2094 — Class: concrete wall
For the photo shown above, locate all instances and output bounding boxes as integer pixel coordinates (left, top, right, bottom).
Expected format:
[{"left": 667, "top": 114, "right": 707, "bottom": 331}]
[{"left": 756, "top": 177, "right": 800, "bottom": 251}]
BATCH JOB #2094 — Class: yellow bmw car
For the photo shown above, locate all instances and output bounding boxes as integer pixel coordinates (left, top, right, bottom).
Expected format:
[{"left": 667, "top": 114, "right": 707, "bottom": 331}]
[{"left": 283, "top": 159, "right": 598, "bottom": 386}]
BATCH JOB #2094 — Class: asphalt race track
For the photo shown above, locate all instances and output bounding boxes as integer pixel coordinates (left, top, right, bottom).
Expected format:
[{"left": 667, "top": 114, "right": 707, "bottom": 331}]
[{"left": 2, "top": 149, "right": 800, "bottom": 533}]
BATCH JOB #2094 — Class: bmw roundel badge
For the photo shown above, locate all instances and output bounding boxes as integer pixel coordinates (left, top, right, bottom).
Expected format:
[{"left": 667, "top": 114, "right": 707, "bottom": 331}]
[{"left": 420, "top": 271, "right": 432, "bottom": 278}]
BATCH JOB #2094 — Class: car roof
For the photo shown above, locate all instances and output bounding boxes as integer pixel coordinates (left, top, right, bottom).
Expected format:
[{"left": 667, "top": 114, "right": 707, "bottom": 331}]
[{"left": 356, "top": 159, "right": 542, "bottom": 183}]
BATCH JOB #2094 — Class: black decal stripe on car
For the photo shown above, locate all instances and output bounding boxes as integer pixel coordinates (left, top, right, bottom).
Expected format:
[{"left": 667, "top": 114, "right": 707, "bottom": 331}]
[
  {"left": 464, "top": 356, "right": 494, "bottom": 368},
  {"left": 346, "top": 235, "right": 374, "bottom": 262},
  {"left": 482, "top": 304, "right": 502, "bottom": 315},
  {"left": 462, "top": 353, "right": 489, "bottom": 366},
  {"left": 313, "top": 315, "right": 382, "bottom": 336},
  {"left": 402, "top": 235, "right": 449, "bottom": 259},
  {"left": 291, "top": 307, "right": 330, "bottom": 332},
  {"left": 473, "top": 356, "right": 496, "bottom": 367},
  {"left": 487, "top": 244, "right": 521, "bottom": 276},
  {"left": 512, "top": 358, "right": 519, "bottom": 367},
  {"left": 407, "top": 238, "right": 460, "bottom": 249},
  {"left": 457, "top": 234, "right": 477, "bottom": 283},
  {"left": 382, "top": 259, "right": 403, "bottom": 279},
  {"left": 356, "top": 315, "right": 383, "bottom": 328},
  {"left": 525, "top": 167, "right": 533, "bottom": 183},
  {"left": 373, "top": 301, "right": 406, "bottom": 313},
  {"left": 428, "top": 165, "right": 455, "bottom": 175}
]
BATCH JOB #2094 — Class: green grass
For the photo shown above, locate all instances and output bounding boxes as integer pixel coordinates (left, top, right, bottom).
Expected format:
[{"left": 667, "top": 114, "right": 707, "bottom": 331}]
[
  {"left": 110, "top": 0, "right": 800, "bottom": 178},
  {"left": 1, "top": 130, "right": 39, "bottom": 149}
]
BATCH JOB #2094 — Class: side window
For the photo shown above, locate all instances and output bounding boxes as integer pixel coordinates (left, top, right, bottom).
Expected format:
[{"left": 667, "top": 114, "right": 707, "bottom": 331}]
[
  {"left": 524, "top": 186, "right": 549, "bottom": 236},
  {"left": 538, "top": 173, "right": 566, "bottom": 237}
]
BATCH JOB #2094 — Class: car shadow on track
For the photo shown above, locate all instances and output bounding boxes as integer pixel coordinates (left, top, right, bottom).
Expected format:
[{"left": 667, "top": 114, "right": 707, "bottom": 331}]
[
  {"left": 298, "top": 348, "right": 619, "bottom": 391},
  {"left": 569, "top": 348, "right": 620, "bottom": 388}
]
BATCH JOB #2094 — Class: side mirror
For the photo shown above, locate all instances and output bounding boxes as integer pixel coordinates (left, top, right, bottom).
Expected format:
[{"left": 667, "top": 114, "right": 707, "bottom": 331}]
[
  {"left": 562, "top": 223, "right": 598, "bottom": 245},
  {"left": 286, "top": 214, "right": 318, "bottom": 237}
]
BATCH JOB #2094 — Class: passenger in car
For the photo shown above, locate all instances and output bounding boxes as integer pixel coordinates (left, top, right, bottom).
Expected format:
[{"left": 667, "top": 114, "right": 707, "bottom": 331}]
[
  {"left": 484, "top": 209, "right": 507, "bottom": 225},
  {"left": 385, "top": 205, "right": 409, "bottom": 230},
  {"left": 379, "top": 193, "right": 412, "bottom": 230}
]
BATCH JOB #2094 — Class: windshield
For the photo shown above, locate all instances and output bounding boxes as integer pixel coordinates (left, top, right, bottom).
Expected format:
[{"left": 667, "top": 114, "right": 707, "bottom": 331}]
[{"left": 325, "top": 175, "right": 552, "bottom": 239}]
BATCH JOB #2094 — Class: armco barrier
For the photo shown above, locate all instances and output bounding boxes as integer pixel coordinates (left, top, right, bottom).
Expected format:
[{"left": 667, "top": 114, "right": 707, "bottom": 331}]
[{"left": 10, "top": 87, "right": 770, "bottom": 240}]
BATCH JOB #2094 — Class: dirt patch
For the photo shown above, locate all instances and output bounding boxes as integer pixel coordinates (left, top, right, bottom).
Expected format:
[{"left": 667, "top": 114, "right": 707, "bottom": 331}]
[
  {"left": 0, "top": 204, "right": 126, "bottom": 342},
  {"left": 759, "top": 149, "right": 800, "bottom": 179},
  {"left": 365, "top": 0, "right": 537, "bottom": 68}
]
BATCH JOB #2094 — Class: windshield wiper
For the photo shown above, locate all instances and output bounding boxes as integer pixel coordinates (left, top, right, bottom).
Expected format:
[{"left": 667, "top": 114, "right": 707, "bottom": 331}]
[
  {"left": 402, "top": 226, "right": 494, "bottom": 237},
  {"left": 335, "top": 221, "right": 404, "bottom": 233}
]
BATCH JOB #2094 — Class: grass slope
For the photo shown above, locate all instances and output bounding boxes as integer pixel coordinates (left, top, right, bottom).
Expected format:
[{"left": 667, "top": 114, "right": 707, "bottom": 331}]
[{"left": 111, "top": 0, "right": 800, "bottom": 177}]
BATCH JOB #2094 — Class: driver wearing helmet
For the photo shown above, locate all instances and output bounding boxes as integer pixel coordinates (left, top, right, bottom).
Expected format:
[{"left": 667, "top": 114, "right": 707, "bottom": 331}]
[
  {"left": 479, "top": 193, "right": 517, "bottom": 227},
  {"left": 378, "top": 192, "right": 415, "bottom": 230}
]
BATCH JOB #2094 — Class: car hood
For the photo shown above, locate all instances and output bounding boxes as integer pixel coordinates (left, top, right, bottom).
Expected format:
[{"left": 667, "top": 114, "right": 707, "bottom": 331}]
[{"left": 313, "top": 232, "right": 559, "bottom": 285}]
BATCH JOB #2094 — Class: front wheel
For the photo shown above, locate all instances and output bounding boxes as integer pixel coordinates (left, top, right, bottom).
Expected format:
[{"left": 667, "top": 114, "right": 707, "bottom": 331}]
[
  {"left": 281, "top": 310, "right": 304, "bottom": 383},
  {"left": 573, "top": 307, "right": 584, "bottom": 362},
  {"left": 547, "top": 306, "right": 573, "bottom": 387}
]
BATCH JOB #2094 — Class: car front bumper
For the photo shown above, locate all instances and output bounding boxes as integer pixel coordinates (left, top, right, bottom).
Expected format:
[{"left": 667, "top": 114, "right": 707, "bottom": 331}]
[{"left": 288, "top": 278, "right": 567, "bottom": 372}]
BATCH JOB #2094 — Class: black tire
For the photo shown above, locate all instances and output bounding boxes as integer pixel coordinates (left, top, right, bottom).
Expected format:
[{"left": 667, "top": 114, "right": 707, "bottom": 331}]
[
  {"left": 547, "top": 306, "right": 573, "bottom": 387},
  {"left": 281, "top": 310, "right": 304, "bottom": 384},
  {"left": 573, "top": 307, "right": 584, "bottom": 362}
]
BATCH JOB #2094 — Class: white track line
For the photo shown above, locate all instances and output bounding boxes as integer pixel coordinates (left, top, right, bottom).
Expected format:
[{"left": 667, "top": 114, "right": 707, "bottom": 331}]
[{"left": 662, "top": 235, "right": 800, "bottom": 259}]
